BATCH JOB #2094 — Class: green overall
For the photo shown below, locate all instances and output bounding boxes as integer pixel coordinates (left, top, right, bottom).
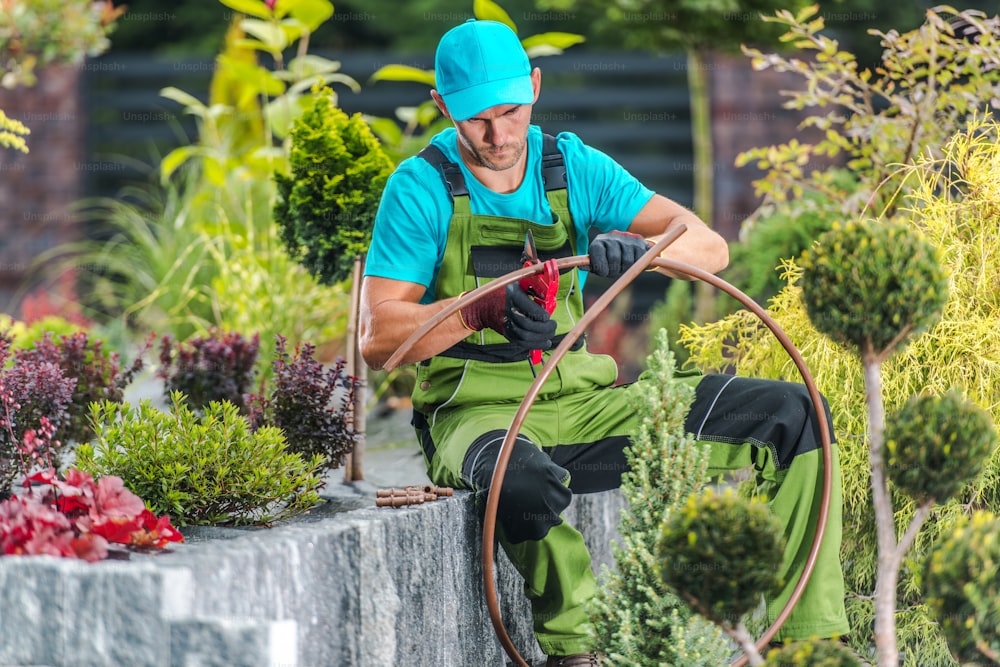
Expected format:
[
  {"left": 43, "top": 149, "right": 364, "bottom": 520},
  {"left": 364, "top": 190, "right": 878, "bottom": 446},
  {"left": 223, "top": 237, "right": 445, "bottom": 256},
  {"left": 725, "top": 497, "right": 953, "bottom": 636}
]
[{"left": 410, "top": 142, "right": 849, "bottom": 655}]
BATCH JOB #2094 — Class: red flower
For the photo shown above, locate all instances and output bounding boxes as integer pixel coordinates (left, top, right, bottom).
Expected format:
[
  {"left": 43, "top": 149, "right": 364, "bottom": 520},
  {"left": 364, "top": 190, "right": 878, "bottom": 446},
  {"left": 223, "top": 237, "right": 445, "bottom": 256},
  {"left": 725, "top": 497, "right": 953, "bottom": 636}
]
[
  {"left": 128, "top": 510, "right": 184, "bottom": 548},
  {"left": 93, "top": 475, "right": 145, "bottom": 520},
  {"left": 2, "top": 468, "right": 182, "bottom": 560},
  {"left": 90, "top": 515, "right": 141, "bottom": 544},
  {"left": 0, "top": 495, "right": 108, "bottom": 562}
]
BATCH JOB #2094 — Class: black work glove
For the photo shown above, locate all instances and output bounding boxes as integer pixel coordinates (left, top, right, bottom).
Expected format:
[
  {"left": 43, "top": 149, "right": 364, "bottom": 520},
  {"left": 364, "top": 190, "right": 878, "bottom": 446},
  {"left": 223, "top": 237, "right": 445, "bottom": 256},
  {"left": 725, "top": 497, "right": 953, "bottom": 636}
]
[
  {"left": 588, "top": 230, "right": 653, "bottom": 279},
  {"left": 459, "top": 283, "right": 557, "bottom": 351}
]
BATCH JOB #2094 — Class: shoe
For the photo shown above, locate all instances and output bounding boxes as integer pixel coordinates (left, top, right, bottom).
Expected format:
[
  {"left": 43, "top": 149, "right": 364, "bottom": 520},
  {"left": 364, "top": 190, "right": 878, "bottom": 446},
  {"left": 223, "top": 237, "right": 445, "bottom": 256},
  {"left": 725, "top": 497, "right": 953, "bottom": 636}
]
[{"left": 545, "top": 653, "right": 601, "bottom": 667}]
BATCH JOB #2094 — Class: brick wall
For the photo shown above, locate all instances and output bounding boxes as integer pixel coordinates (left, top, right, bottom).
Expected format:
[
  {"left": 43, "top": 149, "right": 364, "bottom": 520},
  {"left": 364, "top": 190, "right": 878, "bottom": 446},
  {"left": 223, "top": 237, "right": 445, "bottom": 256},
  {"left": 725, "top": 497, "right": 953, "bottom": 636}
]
[{"left": 0, "top": 64, "right": 85, "bottom": 316}]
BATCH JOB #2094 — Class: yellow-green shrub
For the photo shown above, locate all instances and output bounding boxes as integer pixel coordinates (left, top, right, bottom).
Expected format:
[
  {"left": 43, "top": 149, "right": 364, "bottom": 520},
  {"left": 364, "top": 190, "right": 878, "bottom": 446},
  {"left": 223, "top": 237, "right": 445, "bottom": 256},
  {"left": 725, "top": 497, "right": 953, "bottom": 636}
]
[{"left": 680, "top": 117, "right": 1000, "bottom": 665}]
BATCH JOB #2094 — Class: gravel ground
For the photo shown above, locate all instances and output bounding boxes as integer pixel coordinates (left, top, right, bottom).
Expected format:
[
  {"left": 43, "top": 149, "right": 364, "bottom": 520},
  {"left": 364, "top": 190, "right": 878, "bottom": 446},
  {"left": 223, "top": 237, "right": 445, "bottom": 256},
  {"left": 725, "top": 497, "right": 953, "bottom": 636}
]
[{"left": 339, "top": 402, "right": 430, "bottom": 491}]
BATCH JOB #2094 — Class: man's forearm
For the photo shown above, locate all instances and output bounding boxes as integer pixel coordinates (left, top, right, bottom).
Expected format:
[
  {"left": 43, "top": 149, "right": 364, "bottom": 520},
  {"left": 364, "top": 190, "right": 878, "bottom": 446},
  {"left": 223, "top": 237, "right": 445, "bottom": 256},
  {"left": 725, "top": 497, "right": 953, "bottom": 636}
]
[
  {"left": 647, "top": 213, "right": 729, "bottom": 279},
  {"left": 359, "top": 296, "right": 473, "bottom": 370}
]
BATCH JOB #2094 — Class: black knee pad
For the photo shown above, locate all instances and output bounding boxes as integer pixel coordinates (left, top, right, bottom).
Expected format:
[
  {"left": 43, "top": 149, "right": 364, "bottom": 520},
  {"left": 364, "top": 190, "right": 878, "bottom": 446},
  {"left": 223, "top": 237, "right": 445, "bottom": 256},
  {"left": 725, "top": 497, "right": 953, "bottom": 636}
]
[{"left": 462, "top": 430, "right": 572, "bottom": 544}]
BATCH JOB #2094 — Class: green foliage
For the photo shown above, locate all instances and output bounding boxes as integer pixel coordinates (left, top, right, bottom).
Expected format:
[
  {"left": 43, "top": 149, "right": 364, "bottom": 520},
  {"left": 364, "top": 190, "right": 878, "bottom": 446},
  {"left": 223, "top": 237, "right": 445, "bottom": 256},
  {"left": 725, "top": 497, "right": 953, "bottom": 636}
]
[
  {"left": 0, "top": 0, "right": 123, "bottom": 89},
  {"left": 646, "top": 279, "right": 694, "bottom": 369},
  {"left": 763, "top": 639, "right": 863, "bottom": 666},
  {"left": 738, "top": 6, "right": 1000, "bottom": 218},
  {"left": 162, "top": 0, "right": 356, "bottom": 162},
  {"left": 537, "top": 0, "right": 810, "bottom": 53},
  {"left": 659, "top": 487, "right": 785, "bottom": 625},
  {"left": 274, "top": 86, "right": 394, "bottom": 285},
  {"left": 0, "top": 314, "right": 87, "bottom": 352},
  {"left": 78, "top": 393, "right": 324, "bottom": 527},
  {"left": 47, "top": 5, "right": 353, "bottom": 367},
  {"left": 725, "top": 169, "right": 858, "bottom": 306},
  {"left": 799, "top": 220, "right": 948, "bottom": 362},
  {"left": 885, "top": 390, "right": 998, "bottom": 506},
  {"left": 679, "top": 116, "right": 1000, "bottom": 666},
  {"left": 924, "top": 511, "right": 1000, "bottom": 664},
  {"left": 588, "top": 330, "right": 727, "bottom": 666}
]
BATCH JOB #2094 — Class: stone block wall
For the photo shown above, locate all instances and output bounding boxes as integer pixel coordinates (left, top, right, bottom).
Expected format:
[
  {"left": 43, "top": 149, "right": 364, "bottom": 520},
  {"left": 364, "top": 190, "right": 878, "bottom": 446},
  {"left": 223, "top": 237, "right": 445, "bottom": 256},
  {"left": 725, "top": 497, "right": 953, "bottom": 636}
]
[{"left": 0, "top": 488, "right": 625, "bottom": 667}]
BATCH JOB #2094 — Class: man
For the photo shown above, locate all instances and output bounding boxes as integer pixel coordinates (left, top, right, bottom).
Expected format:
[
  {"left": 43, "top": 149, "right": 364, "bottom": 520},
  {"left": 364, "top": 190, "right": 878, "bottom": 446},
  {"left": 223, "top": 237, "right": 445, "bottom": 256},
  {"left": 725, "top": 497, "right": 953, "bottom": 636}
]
[{"left": 360, "top": 19, "right": 849, "bottom": 666}]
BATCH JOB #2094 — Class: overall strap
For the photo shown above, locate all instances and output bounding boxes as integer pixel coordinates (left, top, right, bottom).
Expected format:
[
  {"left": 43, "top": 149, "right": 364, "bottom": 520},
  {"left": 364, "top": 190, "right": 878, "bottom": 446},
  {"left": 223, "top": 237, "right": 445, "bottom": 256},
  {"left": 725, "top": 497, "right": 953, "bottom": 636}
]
[
  {"left": 416, "top": 144, "right": 469, "bottom": 197},
  {"left": 417, "top": 134, "right": 566, "bottom": 199},
  {"left": 540, "top": 133, "right": 567, "bottom": 192}
]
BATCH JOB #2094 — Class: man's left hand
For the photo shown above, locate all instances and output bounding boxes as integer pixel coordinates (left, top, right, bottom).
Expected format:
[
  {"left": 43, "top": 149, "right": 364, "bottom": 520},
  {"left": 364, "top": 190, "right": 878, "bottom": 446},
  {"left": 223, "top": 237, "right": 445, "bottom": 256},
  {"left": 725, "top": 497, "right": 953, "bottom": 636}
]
[{"left": 588, "top": 230, "right": 653, "bottom": 279}]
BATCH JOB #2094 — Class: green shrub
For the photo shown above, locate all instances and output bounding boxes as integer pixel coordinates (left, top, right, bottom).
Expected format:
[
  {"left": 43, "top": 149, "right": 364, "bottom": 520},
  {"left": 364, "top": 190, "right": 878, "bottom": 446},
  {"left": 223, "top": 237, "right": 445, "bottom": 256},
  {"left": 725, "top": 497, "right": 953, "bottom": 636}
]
[
  {"left": 43, "top": 5, "right": 354, "bottom": 368},
  {"left": 588, "top": 330, "right": 727, "bottom": 666},
  {"left": 681, "top": 118, "right": 1000, "bottom": 665},
  {"left": 764, "top": 640, "right": 862, "bottom": 666},
  {"left": 77, "top": 393, "right": 324, "bottom": 527},
  {"left": 799, "top": 220, "right": 948, "bottom": 362},
  {"left": 658, "top": 487, "right": 785, "bottom": 626},
  {"left": 725, "top": 170, "right": 858, "bottom": 308},
  {"left": 274, "top": 85, "right": 394, "bottom": 286},
  {"left": 924, "top": 511, "right": 1000, "bottom": 664},
  {"left": 885, "top": 391, "right": 998, "bottom": 505}
]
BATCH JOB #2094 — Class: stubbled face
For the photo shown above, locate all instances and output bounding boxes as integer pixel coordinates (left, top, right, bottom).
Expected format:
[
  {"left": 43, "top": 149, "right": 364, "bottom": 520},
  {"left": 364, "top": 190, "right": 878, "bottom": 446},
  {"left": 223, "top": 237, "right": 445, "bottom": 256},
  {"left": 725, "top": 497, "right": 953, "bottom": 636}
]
[{"left": 453, "top": 103, "right": 532, "bottom": 172}]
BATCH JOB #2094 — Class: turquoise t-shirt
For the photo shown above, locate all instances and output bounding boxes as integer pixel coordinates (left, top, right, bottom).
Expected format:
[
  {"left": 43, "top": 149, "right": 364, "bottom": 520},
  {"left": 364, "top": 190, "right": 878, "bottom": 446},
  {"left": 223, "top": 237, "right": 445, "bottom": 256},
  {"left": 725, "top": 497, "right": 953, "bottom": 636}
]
[{"left": 364, "top": 125, "right": 654, "bottom": 301}]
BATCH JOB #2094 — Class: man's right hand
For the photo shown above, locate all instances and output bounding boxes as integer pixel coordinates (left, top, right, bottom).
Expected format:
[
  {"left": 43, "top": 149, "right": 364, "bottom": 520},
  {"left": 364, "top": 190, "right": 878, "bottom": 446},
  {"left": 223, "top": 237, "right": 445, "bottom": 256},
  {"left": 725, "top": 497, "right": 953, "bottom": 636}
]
[{"left": 459, "top": 283, "right": 557, "bottom": 351}]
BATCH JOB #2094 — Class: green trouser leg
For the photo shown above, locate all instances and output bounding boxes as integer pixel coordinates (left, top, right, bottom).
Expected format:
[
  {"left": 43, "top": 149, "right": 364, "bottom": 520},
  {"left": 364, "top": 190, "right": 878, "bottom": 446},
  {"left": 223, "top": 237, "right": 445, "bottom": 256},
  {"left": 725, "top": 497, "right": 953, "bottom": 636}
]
[
  {"left": 704, "top": 439, "right": 849, "bottom": 640},
  {"left": 502, "top": 520, "right": 598, "bottom": 656}
]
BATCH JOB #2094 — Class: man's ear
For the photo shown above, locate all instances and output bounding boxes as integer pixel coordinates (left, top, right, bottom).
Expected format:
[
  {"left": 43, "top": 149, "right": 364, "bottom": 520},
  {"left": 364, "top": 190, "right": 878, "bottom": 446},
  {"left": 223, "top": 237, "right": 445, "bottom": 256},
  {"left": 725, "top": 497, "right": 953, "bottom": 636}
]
[
  {"left": 430, "top": 90, "right": 452, "bottom": 120},
  {"left": 530, "top": 67, "right": 542, "bottom": 104}
]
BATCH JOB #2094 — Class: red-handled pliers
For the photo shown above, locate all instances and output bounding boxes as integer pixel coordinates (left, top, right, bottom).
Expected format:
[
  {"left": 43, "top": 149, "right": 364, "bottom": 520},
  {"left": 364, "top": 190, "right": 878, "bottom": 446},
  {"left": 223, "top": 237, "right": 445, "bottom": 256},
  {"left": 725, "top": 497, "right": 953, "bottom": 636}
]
[{"left": 519, "top": 230, "right": 559, "bottom": 367}]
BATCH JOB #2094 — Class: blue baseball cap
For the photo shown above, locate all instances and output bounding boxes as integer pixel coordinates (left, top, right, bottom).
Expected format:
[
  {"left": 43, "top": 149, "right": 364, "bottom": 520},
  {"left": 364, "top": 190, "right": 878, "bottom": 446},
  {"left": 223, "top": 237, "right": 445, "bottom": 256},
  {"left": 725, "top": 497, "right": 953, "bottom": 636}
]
[{"left": 434, "top": 19, "right": 534, "bottom": 121}]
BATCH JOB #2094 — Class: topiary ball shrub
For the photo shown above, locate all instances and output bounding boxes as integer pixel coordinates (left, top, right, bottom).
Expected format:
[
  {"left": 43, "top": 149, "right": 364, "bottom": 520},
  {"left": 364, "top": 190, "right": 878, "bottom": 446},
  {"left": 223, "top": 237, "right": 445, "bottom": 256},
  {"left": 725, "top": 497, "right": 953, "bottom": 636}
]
[
  {"left": 657, "top": 487, "right": 785, "bottom": 625},
  {"left": 274, "top": 85, "right": 395, "bottom": 286},
  {"left": 77, "top": 393, "right": 325, "bottom": 527},
  {"left": 924, "top": 511, "right": 1000, "bottom": 664},
  {"left": 884, "top": 389, "right": 998, "bottom": 505},
  {"left": 764, "top": 639, "right": 863, "bottom": 666},
  {"left": 799, "top": 220, "right": 949, "bottom": 360}
]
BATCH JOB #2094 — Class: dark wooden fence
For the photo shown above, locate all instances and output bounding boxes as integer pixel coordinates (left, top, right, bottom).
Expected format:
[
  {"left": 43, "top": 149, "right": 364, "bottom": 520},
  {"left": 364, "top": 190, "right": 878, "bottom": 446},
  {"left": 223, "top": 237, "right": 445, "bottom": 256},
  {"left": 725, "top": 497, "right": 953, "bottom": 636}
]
[{"left": 81, "top": 50, "right": 695, "bottom": 205}]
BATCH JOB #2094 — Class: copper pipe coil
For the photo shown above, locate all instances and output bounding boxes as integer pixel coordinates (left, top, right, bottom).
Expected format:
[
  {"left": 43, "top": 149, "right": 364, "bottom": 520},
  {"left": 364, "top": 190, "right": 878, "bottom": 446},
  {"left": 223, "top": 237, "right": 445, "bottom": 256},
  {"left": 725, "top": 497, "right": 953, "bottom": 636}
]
[{"left": 383, "top": 225, "right": 832, "bottom": 667}]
